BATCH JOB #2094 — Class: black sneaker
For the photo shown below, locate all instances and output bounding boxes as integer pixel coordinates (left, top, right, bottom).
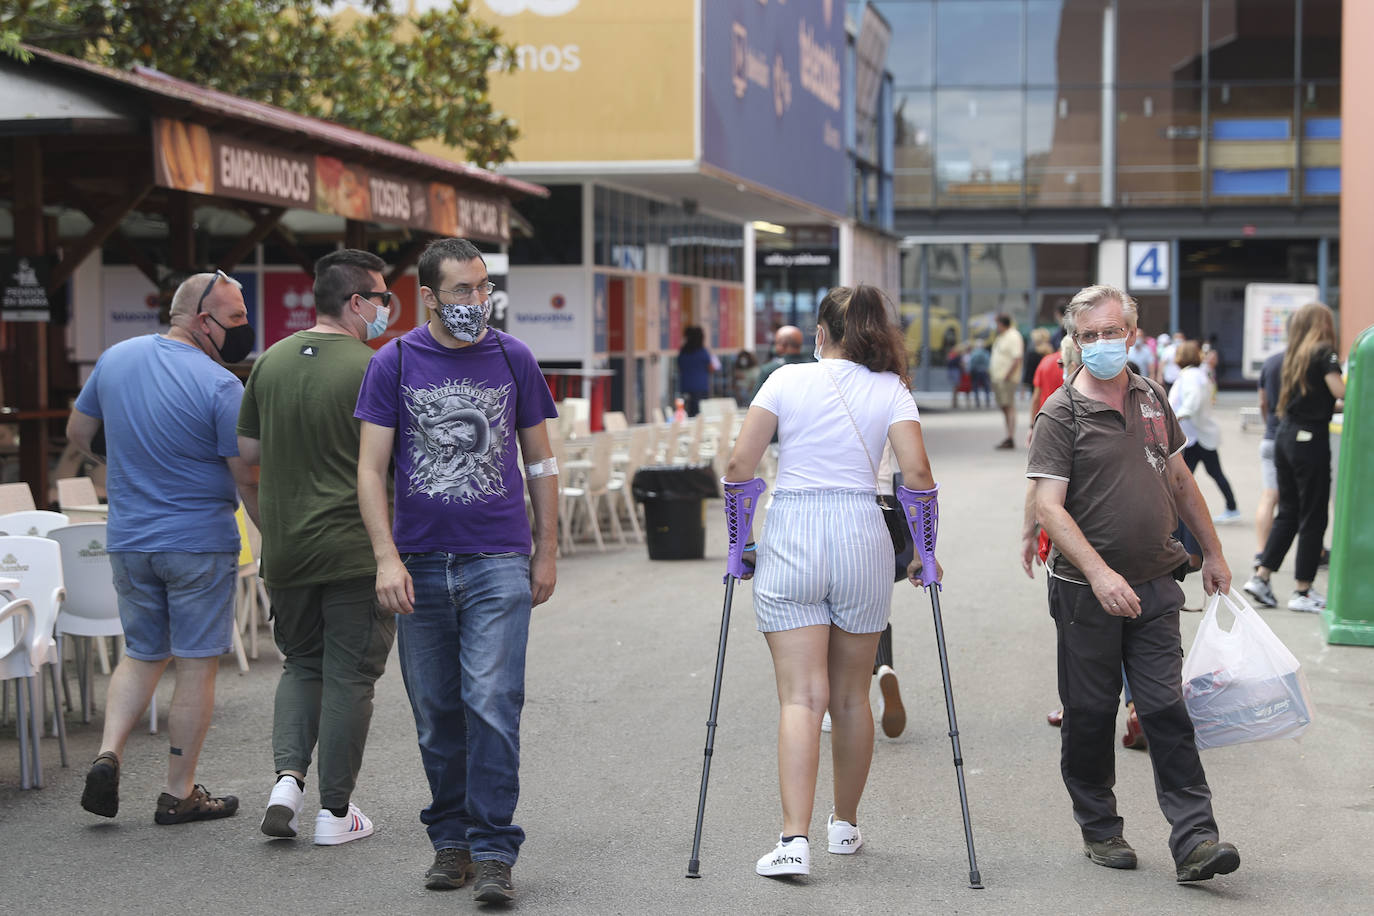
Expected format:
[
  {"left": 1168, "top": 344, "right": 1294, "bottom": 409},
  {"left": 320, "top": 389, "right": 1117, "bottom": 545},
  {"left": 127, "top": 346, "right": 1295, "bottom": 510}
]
[
  {"left": 1083, "top": 835, "right": 1138, "bottom": 869},
  {"left": 424, "top": 848, "right": 474, "bottom": 890},
  {"left": 472, "top": 859, "right": 515, "bottom": 904},
  {"left": 1176, "top": 839, "right": 1240, "bottom": 882},
  {"left": 81, "top": 752, "right": 120, "bottom": 818}
]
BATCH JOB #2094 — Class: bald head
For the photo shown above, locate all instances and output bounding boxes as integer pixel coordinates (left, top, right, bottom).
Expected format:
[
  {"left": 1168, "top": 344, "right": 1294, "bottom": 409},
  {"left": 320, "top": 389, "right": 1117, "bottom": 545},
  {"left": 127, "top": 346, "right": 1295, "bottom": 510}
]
[{"left": 774, "top": 325, "right": 803, "bottom": 356}]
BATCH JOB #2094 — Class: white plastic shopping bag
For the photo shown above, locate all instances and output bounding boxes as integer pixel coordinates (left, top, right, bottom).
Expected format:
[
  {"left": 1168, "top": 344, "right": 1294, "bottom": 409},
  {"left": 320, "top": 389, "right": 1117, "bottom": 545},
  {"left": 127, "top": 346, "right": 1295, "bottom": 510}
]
[{"left": 1181, "top": 588, "right": 1314, "bottom": 750}]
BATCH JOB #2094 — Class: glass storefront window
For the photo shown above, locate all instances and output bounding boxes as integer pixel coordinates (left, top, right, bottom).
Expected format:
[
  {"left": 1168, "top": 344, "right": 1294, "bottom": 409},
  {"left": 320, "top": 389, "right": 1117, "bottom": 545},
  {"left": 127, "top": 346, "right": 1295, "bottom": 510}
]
[
  {"left": 935, "top": 89, "right": 1024, "bottom": 207},
  {"left": 873, "top": 1, "right": 933, "bottom": 88},
  {"left": 901, "top": 244, "right": 922, "bottom": 292},
  {"left": 969, "top": 243, "right": 1032, "bottom": 291},
  {"left": 926, "top": 244, "right": 965, "bottom": 288},
  {"left": 1117, "top": 0, "right": 1203, "bottom": 85},
  {"left": 894, "top": 90, "right": 935, "bottom": 208},
  {"left": 1208, "top": 0, "right": 1297, "bottom": 82},
  {"left": 1208, "top": 83, "right": 1297, "bottom": 203},
  {"left": 1027, "top": 0, "right": 1106, "bottom": 88},
  {"left": 1116, "top": 85, "right": 1204, "bottom": 206},
  {"left": 1302, "top": 0, "right": 1341, "bottom": 81},
  {"left": 1027, "top": 88, "right": 1104, "bottom": 206},
  {"left": 935, "top": 0, "right": 1023, "bottom": 87},
  {"left": 970, "top": 291, "right": 1030, "bottom": 340},
  {"left": 1301, "top": 82, "right": 1340, "bottom": 198}
]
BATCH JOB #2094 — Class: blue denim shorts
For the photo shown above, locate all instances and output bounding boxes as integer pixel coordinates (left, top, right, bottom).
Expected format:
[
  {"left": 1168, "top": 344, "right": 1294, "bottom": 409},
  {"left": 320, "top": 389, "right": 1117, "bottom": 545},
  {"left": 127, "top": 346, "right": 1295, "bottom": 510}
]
[{"left": 109, "top": 551, "right": 238, "bottom": 660}]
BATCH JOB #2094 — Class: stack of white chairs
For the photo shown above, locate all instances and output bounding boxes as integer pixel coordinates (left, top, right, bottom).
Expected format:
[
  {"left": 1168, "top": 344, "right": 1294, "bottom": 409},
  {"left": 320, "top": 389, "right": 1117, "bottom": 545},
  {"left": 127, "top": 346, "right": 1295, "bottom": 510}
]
[
  {"left": 1, "top": 595, "right": 41, "bottom": 788},
  {"left": 0, "top": 510, "right": 70, "bottom": 538},
  {"left": 0, "top": 534, "right": 69, "bottom": 786},
  {"left": 49, "top": 523, "right": 157, "bottom": 732},
  {"left": 560, "top": 433, "right": 623, "bottom": 551},
  {"left": 0, "top": 483, "right": 36, "bottom": 514}
]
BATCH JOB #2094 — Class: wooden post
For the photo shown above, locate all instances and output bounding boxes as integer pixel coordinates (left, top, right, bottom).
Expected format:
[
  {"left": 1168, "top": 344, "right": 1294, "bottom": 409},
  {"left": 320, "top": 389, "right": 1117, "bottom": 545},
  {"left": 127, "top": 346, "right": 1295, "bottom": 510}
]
[{"left": 344, "top": 219, "right": 368, "bottom": 251}]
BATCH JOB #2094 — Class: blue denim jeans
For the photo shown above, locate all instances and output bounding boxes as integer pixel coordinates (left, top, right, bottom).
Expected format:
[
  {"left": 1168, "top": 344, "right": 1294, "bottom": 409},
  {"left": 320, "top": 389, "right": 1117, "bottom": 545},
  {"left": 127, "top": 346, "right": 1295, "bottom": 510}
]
[{"left": 397, "top": 552, "right": 532, "bottom": 865}]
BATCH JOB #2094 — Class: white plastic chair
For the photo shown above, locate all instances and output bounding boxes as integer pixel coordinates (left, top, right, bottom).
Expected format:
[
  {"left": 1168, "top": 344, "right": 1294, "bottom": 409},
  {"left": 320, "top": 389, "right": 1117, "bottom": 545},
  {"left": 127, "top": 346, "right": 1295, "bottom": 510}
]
[
  {"left": 0, "top": 597, "right": 42, "bottom": 788},
  {"left": 561, "top": 433, "right": 623, "bottom": 551},
  {"left": 611, "top": 425, "right": 650, "bottom": 543},
  {"left": 0, "top": 535, "right": 68, "bottom": 775},
  {"left": 49, "top": 523, "right": 157, "bottom": 732},
  {"left": 0, "top": 510, "right": 70, "bottom": 538},
  {"left": 602, "top": 411, "right": 629, "bottom": 432}
]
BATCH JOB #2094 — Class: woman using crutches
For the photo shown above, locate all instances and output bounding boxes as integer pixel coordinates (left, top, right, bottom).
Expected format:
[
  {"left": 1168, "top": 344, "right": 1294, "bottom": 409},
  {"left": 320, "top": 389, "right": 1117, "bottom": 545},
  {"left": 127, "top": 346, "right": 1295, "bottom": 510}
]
[{"left": 724, "top": 284, "right": 939, "bottom": 878}]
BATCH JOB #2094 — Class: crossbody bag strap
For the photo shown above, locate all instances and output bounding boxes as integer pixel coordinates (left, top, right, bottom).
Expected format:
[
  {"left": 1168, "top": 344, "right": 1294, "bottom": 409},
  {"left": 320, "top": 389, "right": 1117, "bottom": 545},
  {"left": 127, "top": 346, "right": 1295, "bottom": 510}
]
[{"left": 821, "top": 363, "right": 882, "bottom": 493}]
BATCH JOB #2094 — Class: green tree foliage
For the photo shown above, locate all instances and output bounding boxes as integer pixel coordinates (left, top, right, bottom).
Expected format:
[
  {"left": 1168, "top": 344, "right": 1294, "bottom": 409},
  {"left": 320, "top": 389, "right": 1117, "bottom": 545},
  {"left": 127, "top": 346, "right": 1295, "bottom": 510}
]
[{"left": 1, "top": 0, "right": 518, "bottom": 164}]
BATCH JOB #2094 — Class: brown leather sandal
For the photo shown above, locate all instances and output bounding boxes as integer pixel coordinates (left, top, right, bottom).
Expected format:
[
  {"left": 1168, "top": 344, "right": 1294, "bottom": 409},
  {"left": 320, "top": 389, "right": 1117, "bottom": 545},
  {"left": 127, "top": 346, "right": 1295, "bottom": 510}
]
[{"left": 153, "top": 784, "right": 240, "bottom": 825}]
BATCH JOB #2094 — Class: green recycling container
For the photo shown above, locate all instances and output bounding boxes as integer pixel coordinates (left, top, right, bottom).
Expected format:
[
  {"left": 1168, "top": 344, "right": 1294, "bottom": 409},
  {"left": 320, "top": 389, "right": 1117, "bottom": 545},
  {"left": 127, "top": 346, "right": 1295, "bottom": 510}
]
[{"left": 1325, "top": 323, "right": 1374, "bottom": 646}]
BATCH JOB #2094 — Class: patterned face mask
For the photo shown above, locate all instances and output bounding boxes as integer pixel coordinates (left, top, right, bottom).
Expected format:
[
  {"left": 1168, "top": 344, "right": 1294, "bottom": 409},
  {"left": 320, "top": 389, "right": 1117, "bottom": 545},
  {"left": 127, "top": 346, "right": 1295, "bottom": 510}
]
[{"left": 438, "top": 301, "right": 490, "bottom": 343}]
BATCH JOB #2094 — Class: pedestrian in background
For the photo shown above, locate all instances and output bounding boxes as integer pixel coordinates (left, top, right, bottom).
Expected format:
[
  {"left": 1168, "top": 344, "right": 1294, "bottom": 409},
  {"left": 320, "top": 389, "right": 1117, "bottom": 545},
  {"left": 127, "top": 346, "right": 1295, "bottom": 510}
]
[
  {"left": 1027, "top": 283, "right": 1239, "bottom": 884},
  {"left": 1024, "top": 326, "right": 1051, "bottom": 399},
  {"left": 733, "top": 349, "right": 760, "bottom": 404},
  {"left": 1244, "top": 301, "right": 1345, "bottom": 614},
  {"left": 968, "top": 340, "right": 992, "bottom": 409},
  {"left": 1253, "top": 346, "right": 1286, "bottom": 566},
  {"left": 991, "top": 314, "right": 1025, "bottom": 449},
  {"left": 1169, "top": 341, "right": 1241, "bottom": 523},
  {"left": 754, "top": 325, "right": 809, "bottom": 397},
  {"left": 355, "top": 238, "right": 560, "bottom": 904},
  {"left": 724, "top": 284, "right": 938, "bottom": 879},
  {"left": 237, "top": 249, "right": 397, "bottom": 846},
  {"left": 678, "top": 325, "right": 718, "bottom": 416},
  {"left": 68, "top": 270, "right": 259, "bottom": 826}
]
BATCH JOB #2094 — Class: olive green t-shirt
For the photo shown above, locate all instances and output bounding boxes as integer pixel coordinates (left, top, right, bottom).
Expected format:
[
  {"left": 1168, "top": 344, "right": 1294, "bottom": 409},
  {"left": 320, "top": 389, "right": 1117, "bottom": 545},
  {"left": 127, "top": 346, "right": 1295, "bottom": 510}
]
[{"left": 237, "top": 331, "right": 377, "bottom": 588}]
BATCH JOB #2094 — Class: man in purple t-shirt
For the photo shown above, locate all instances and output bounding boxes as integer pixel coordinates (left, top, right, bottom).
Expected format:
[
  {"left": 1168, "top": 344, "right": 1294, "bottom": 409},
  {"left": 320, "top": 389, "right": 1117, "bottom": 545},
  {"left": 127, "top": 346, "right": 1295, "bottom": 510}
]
[{"left": 355, "top": 238, "right": 558, "bottom": 904}]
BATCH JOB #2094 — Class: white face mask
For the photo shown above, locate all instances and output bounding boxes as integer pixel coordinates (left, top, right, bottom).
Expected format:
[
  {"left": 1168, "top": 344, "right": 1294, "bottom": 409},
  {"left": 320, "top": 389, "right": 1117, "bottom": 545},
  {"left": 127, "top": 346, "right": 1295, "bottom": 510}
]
[{"left": 813, "top": 328, "right": 825, "bottom": 361}]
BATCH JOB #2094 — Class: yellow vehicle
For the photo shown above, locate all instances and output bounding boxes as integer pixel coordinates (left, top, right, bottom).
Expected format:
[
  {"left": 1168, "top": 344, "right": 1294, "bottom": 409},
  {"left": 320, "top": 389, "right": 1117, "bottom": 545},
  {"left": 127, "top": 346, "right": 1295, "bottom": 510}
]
[{"left": 900, "top": 302, "right": 962, "bottom": 368}]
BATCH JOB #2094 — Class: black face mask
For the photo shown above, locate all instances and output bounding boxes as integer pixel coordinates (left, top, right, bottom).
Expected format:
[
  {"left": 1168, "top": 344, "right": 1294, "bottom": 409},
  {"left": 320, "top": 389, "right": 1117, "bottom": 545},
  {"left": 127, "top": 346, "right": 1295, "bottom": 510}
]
[{"left": 205, "top": 314, "right": 255, "bottom": 364}]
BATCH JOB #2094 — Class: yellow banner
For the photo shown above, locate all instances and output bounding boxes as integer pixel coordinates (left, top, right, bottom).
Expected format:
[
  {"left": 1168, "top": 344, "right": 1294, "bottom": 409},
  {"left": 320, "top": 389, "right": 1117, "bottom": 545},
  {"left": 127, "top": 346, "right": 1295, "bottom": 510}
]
[{"left": 457, "top": 0, "right": 696, "bottom": 164}]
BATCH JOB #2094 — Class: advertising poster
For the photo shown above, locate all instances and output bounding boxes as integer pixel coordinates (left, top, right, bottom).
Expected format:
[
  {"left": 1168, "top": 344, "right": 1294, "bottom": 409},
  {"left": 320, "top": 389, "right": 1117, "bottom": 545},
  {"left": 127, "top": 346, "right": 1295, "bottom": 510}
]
[
  {"left": 102, "top": 266, "right": 163, "bottom": 349},
  {"left": 262, "top": 271, "right": 317, "bottom": 350},
  {"left": 708, "top": 286, "right": 722, "bottom": 349},
  {"left": 153, "top": 117, "right": 510, "bottom": 243},
  {"left": 668, "top": 281, "right": 683, "bottom": 350},
  {"left": 593, "top": 273, "right": 609, "bottom": 355},
  {"left": 701, "top": 0, "right": 847, "bottom": 216},
  {"left": 1, "top": 255, "right": 52, "bottom": 322},
  {"left": 633, "top": 276, "right": 648, "bottom": 352},
  {"left": 1242, "top": 283, "right": 1320, "bottom": 380},
  {"left": 506, "top": 267, "right": 586, "bottom": 360}
]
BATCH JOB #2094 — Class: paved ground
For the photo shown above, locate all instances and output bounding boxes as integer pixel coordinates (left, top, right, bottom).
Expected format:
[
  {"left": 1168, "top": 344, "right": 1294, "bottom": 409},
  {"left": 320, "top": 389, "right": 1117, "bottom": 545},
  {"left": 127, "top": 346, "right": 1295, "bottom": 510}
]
[{"left": 3, "top": 393, "right": 1371, "bottom": 915}]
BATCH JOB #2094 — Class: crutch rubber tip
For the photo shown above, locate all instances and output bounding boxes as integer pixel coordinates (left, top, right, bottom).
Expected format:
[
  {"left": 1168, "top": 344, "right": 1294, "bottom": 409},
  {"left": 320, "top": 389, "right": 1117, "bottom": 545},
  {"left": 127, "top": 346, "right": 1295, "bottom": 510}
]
[
  {"left": 686, "top": 860, "right": 701, "bottom": 878},
  {"left": 969, "top": 870, "right": 984, "bottom": 889}
]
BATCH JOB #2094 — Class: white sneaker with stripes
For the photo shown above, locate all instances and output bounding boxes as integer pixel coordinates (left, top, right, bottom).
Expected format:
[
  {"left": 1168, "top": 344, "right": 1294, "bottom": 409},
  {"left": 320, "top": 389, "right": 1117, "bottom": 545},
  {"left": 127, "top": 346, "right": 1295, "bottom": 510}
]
[
  {"left": 827, "top": 813, "right": 863, "bottom": 854},
  {"left": 313, "top": 803, "right": 375, "bottom": 846},
  {"left": 756, "top": 836, "right": 810, "bottom": 876}
]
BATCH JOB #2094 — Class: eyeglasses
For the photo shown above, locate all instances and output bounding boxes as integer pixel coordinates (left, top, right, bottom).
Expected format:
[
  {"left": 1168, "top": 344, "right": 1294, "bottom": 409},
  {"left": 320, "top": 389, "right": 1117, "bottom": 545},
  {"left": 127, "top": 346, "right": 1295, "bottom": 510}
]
[
  {"left": 435, "top": 281, "right": 496, "bottom": 303},
  {"left": 1074, "top": 326, "right": 1130, "bottom": 345},
  {"left": 195, "top": 269, "right": 244, "bottom": 314},
  {"left": 354, "top": 290, "right": 394, "bottom": 307}
]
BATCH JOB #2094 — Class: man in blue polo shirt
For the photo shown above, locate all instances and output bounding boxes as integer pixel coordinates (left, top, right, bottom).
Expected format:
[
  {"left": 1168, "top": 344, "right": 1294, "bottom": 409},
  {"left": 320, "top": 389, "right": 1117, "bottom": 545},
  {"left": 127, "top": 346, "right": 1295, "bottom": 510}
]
[{"left": 67, "top": 270, "right": 259, "bottom": 826}]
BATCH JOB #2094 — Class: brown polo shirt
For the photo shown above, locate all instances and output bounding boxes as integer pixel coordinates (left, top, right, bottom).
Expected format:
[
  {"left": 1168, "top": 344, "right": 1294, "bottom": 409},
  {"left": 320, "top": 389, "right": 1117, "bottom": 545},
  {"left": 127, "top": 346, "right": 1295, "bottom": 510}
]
[{"left": 1026, "top": 367, "right": 1189, "bottom": 586}]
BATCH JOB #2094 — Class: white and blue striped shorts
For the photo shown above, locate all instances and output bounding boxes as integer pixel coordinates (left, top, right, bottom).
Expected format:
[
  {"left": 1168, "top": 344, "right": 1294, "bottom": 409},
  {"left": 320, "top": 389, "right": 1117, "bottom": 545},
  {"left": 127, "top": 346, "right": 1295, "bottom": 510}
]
[{"left": 753, "top": 489, "right": 894, "bottom": 634}]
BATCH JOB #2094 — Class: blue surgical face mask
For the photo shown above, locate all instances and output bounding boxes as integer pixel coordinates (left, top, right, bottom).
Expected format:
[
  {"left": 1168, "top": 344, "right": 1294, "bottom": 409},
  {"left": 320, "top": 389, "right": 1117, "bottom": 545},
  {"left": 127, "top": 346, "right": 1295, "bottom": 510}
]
[
  {"left": 1080, "top": 337, "right": 1129, "bottom": 380},
  {"left": 813, "top": 328, "right": 825, "bottom": 360},
  {"left": 363, "top": 303, "right": 391, "bottom": 341}
]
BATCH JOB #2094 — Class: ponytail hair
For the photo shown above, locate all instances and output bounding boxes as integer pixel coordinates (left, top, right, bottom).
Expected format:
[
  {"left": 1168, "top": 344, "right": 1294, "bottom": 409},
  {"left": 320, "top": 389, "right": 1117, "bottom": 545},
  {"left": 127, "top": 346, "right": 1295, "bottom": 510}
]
[{"left": 817, "top": 284, "right": 910, "bottom": 386}]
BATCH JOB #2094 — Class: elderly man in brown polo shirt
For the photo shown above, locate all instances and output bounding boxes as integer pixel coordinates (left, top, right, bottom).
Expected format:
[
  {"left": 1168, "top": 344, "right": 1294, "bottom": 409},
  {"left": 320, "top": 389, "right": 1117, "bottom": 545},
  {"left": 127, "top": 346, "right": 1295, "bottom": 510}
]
[{"left": 1026, "top": 284, "right": 1240, "bottom": 884}]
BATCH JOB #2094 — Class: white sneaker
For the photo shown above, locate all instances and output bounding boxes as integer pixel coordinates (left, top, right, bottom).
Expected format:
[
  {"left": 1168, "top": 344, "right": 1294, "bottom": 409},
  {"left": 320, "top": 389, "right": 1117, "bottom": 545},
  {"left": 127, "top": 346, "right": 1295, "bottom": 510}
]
[
  {"left": 1213, "top": 508, "right": 1242, "bottom": 524},
  {"left": 1288, "top": 589, "right": 1326, "bottom": 613},
  {"left": 827, "top": 813, "right": 862, "bottom": 854},
  {"left": 260, "top": 776, "right": 304, "bottom": 839},
  {"left": 1243, "top": 575, "right": 1277, "bottom": 608},
  {"left": 313, "top": 803, "right": 375, "bottom": 846},
  {"left": 820, "top": 711, "right": 832, "bottom": 733},
  {"left": 756, "top": 835, "right": 810, "bottom": 877}
]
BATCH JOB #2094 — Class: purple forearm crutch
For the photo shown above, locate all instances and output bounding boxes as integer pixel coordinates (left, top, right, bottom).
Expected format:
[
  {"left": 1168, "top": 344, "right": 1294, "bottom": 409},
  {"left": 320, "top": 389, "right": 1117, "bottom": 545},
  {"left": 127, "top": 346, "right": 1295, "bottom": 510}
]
[
  {"left": 896, "top": 483, "right": 984, "bottom": 889},
  {"left": 686, "top": 476, "right": 766, "bottom": 879}
]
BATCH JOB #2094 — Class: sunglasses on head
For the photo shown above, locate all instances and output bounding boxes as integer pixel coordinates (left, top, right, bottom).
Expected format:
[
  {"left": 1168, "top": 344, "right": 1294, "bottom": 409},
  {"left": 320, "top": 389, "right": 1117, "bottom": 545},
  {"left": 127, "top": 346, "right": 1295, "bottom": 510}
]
[{"left": 195, "top": 269, "right": 244, "bottom": 313}]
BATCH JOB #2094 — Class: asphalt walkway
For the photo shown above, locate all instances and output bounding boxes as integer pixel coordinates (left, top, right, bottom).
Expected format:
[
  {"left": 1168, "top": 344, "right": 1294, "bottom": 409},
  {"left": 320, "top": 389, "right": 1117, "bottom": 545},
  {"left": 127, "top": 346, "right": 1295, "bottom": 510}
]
[{"left": 2, "top": 393, "right": 1369, "bottom": 915}]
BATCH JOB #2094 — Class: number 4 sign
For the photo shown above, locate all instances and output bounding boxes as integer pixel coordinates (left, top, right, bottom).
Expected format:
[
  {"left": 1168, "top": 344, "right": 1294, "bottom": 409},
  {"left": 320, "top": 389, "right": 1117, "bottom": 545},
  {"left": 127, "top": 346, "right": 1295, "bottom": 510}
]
[{"left": 1128, "top": 241, "right": 1170, "bottom": 291}]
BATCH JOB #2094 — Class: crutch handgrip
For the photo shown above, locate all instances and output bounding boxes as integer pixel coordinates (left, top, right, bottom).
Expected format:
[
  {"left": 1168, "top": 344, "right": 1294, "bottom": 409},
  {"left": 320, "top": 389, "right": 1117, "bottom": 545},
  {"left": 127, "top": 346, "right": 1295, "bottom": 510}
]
[
  {"left": 722, "top": 477, "right": 766, "bottom": 582},
  {"left": 897, "top": 483, "right": 940, "bottom": 589}
]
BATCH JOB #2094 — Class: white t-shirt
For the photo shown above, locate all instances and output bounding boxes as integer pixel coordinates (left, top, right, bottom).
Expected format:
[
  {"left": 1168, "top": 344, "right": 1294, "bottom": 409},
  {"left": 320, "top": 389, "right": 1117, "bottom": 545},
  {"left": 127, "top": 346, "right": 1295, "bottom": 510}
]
[{"left": 752, "top": 359, "right": 921, "bottom": 490}]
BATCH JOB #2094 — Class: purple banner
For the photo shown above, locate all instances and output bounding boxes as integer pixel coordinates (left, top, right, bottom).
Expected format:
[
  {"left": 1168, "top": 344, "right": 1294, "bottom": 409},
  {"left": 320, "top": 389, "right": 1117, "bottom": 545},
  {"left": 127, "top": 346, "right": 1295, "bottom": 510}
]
[{"left": 701, "top": 0, "right": 847, "bottom": 217}]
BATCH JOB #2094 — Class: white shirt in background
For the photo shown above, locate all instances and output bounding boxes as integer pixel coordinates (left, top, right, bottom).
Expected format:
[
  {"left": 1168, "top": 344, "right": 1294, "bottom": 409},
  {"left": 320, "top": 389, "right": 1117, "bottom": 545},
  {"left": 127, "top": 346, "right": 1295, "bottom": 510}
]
[{"left": 752, "top": 359, "right": 921, "bottom": 491}]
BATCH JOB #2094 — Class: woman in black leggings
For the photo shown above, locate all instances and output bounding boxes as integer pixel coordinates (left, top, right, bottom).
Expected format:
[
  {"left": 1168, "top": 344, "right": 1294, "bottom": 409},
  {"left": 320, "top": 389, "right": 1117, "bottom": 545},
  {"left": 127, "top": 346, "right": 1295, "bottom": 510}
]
[
  {"left": 1243, "top": 303, "right": 1345, "bottom": 613},
  {"left": 1169, "top": 341, "right": 1240, "bottom": 522}
]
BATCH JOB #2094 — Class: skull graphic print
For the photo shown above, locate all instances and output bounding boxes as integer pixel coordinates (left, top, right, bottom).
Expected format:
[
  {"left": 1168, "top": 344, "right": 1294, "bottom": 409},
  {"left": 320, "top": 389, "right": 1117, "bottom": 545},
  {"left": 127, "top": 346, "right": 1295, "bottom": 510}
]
[{"left": 403, "top": 377, "right": 513, "bottom": 503}]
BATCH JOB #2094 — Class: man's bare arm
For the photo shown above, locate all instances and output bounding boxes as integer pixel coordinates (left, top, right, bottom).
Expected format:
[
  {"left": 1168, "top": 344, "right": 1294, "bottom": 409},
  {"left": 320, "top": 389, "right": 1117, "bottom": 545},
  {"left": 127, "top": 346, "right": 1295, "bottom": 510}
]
[
  {"left": 226, "top": 455, "right": 261, "bottom": 529},
  {"left": 359, "top": 421, "right": 412, "bottom": 615},
  {"left": 517, "top": 421, "right": 558, "bottom": 607},
  {"left": 66, "top": 409, "right": 102, "bottom": 463}
]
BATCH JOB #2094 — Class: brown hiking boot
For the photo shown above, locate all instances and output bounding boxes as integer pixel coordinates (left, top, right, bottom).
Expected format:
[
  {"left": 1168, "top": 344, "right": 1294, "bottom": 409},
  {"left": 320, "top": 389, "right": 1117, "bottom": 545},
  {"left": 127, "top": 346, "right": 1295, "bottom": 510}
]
[
  {"left": 153, "top": 784, "right": 239, "bottom": 825},
  {"left": 425, "top": 847, "right": 475, "bottom": 889},
  {"left": 1176, "top": 839, "right": 1240, "bottom": 882},
  {"left": 1083, "top": 835, "right": 1138, "bottom": 869}
]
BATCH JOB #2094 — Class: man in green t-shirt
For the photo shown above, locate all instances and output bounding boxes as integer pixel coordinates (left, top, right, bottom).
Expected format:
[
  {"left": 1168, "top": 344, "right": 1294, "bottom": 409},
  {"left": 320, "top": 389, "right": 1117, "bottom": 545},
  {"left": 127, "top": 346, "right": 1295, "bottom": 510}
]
[{"left": 237, "top": 249, "right": 397, "bottom": 847}]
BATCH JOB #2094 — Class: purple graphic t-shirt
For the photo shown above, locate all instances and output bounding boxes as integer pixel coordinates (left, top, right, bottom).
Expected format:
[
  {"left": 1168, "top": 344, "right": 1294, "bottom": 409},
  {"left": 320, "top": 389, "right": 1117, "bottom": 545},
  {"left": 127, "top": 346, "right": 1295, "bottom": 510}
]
[{"left": 355, "top": 323, "right": 557, "bottom": 555}]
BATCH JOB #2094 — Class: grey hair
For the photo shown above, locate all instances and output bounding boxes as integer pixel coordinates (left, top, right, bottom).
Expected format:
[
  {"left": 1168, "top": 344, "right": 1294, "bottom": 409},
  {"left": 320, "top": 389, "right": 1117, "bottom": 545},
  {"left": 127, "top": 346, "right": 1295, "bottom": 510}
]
[
  {"left": 168, "top": 272, "right": 219, "bottom": 321},
  {"left": 1060, "top": 334, "right": 1082, "bottom": 372},
  {"left": 1063, "top": 284, "right": 1137, "bottom": 333}
]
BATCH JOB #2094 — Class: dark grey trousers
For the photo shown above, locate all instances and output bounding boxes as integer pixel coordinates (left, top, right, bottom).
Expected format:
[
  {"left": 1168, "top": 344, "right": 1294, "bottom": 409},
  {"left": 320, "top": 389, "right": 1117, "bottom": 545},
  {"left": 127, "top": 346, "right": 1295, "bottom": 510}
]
[
  {"left": 1049, "top": 574, "right": 1218, "bottom": 863},
  {"left": 269, "top": 577, "right": 396, "bottom": 809}
]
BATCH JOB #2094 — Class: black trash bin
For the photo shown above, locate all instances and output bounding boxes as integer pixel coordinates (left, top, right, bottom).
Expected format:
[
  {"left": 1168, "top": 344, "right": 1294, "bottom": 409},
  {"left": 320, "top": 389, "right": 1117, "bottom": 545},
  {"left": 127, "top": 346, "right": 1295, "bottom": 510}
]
[{"left": 631, "top": 464, "right": 720, "bottom": 559}]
